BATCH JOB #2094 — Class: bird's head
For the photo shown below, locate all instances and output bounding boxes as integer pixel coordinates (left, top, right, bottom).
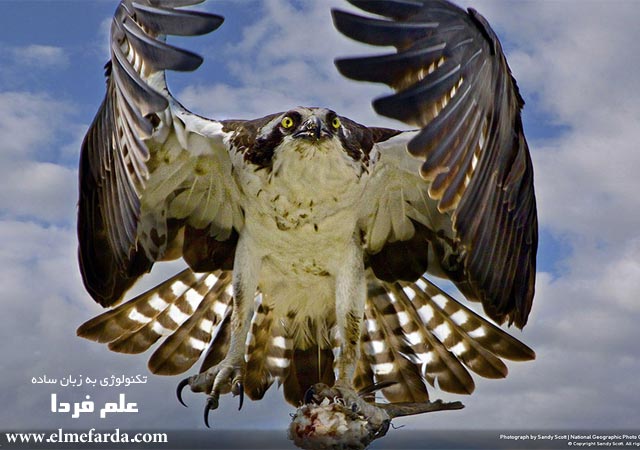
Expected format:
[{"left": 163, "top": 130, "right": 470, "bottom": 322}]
[
  {"left": 271, "top": 107, "right": 364, "bottom": 164},
  {"left": 280, "top": 107, "right": 340, "bottom": 142},
  {"left": 273, "top": 107, "right": 344, "bottom": 148},
  {"left": 243, "top": 107, "right": 379, "bottom": 171}
]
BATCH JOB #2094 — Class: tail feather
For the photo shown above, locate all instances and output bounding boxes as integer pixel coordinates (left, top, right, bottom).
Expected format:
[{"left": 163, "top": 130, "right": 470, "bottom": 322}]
[
  {"left": 352, "top": 340, "right": 375, "bottom": 401},
  {"left": 265, "top": 323, "right": 293, "bottom": 381},
  {"left": 283, "top": 347, "right": 335, "bottom": 406},
  {"left": 199, "top": 313, "right": 232, "bottom": 373},
  {"left": 244, "top": 298, "right": 276, "bottom": 400},
  {"left": 266, "top": 322, "right": 295, "bottom": 397}
]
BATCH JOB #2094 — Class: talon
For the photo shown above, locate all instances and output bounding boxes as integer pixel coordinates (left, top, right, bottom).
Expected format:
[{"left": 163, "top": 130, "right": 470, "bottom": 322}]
[
  {"left": 176, "top": 376, "right": 192, "bottom": 407},
  {"left": 204, "top": 396, "right": 217, "bottom": 428},
  {"left": 303, "top": 386, "right": 315, "bottom": 405},
  {"left": 374, "top": 419, "right": 391, "bottom": 439},
  {"left": 233, "top": 381, "right": 244, "bottom": 411}
]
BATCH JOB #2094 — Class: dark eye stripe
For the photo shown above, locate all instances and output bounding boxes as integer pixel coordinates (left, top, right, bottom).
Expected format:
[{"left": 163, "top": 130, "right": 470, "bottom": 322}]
[
  {"left": 325, "top": 111, "right": 337, "bottom": 123},
  {"left": 243, "top": 115, "right": 291, "bottom": 168},
  {"left": 285, "top": 111, "right": 302, "bottom": 126}
]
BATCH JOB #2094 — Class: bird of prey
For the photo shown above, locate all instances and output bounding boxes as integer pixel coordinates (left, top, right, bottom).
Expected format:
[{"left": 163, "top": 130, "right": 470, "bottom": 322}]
[{"left": 77, "top": 0, "right": 538, "bottom": 431}]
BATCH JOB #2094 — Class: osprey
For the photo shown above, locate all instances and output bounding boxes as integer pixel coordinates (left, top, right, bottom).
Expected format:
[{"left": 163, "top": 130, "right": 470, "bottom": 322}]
[{"left": 77, "top": 0, "right": 538, "bottom": 430}]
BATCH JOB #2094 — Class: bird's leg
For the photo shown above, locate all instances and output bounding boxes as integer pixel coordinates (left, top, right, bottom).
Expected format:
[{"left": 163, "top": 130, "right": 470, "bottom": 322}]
[
  {"left": 333, "top": 242, "right": 366, "bottom": 394},
  {"left": 178, "top": 235, "right": 259, "bottom": 426},
  {"left": 300, "top": 240, "right": 465, "bottom": 437},
  {"left": 307, "top": 243, "right": 383, "bottom": 411},
  {"left": 302, "top": 242, "right": 392, "bottom": 433}
]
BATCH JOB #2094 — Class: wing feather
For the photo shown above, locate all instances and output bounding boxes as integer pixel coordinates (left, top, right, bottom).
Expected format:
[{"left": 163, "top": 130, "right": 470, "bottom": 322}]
[
  {"left": 147, "top": 272, "right": 232, "bottom": 375},
  {"left": 412, "top": 276, "right": 535, "bottom": 361},
  {"left": 336, "top": 1, "right": 537, "bottom": 327},
  {"left": 356, "top": 274, "right": 534, "bottom": 403},
  {"left": 78, "top": 1, "right": 239, "bottom": 307},
  {"left": 77, "top": 269, "right": 203, "bottom": 344},
  {"left": 77, "top": 269, "right": 233, "bottom": 375}
]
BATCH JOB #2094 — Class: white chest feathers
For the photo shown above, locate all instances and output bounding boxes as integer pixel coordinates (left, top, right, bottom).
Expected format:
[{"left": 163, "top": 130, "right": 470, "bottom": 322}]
[{"left": 236, "top": 137, "right": 367, "bottom": 231}]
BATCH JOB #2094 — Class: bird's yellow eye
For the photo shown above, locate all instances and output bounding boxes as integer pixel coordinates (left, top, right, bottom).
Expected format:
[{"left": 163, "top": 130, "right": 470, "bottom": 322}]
[
  {"left": 332, "top": 117, "right": 341, "bottom": 129},
  {"left": 281, "top": 116, "right": 294, "bottom": 129}
]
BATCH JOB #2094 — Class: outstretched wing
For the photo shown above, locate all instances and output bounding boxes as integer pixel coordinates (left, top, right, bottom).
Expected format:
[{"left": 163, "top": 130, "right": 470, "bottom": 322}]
[
  {"left": 78, "top": 1, "right": 245, "bottom": 307},
  {"left": 334, "top": 0, "right": 538, "bottom": 328}
]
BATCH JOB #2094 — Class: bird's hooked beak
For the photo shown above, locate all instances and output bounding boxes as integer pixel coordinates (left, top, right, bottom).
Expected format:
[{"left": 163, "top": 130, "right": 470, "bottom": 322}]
[{"left": 293, "top": 116, "right": 331, "bottom": 141}]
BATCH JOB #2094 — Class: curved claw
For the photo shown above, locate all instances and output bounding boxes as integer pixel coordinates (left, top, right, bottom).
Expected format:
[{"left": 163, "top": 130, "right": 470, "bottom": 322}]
[
  {"left": 176, "top": 377, "right": 191, "bottom": 407},
  {"left": 374, "top": 419, "right": 391, "bottom": 439},
  {"left": 237, "top": 382, "right": 244, "bottom": 411},
  {"left": 203, "top": 397, "right": 216, "bottom": 428},
  {"left": 303, "top": 385, "right": 315, "bottom": 405}
]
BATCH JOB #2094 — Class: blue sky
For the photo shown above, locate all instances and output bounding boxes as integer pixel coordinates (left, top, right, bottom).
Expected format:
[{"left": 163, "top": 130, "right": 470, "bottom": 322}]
[{"left": 1, "top": 0, "right": 639, "bottom": 446}]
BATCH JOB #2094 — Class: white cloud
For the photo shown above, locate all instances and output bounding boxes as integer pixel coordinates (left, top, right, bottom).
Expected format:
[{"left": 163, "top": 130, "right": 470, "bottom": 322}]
[
  {"left": 0, "top": 44, "right": 69, "bottom": 76},
  {"left": 179, "top": 83, "right": 305, "bottom": 119},
  {"left": 0, "top": 161, "right": 77, "bottom": 223},
  {"left": 0, "top": 91, "right": 69, "bottom": 158},
  {"left": 178, "top": 0, "right": 397, "bottom": 127},
  {"left": 0, "top": 91, "right": 77, "bottom": 223},
  {"left": 463, "top": 1, "right": 640, "bottom": 243},
  {"left": 12, "top": 44, "right": 69, "bottom": 68},
  {"left": 97, "top": 16, "right": 112, "bottom": 62}
]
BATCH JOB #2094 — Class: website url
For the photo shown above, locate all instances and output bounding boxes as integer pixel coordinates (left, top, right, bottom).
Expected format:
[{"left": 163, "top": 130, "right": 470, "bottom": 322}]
[{"left": 4, "top": 428, "right": 167, "bottom": 446}]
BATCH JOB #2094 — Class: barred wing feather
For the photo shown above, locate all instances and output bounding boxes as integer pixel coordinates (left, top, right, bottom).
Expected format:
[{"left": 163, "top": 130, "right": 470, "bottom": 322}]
[
  {"left": 335, "top": 0, "right": 538, "bottom": 328},
  {"left": 78, "top": 0, "right": 241, "bottom": 308}
]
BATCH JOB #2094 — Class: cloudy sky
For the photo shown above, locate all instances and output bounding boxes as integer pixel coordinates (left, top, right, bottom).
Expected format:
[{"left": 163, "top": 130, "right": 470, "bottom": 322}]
[{"left": 1, "top": 0, "right": 639, "bottom": 447}]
